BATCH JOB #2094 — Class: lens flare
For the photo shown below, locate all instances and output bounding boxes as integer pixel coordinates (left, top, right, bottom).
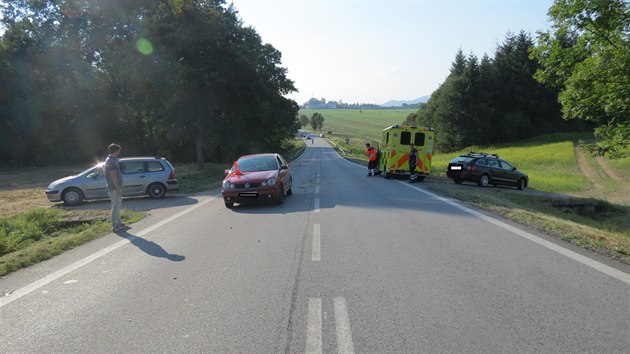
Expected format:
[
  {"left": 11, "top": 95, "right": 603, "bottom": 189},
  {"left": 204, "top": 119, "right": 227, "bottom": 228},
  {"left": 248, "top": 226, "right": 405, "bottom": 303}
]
[{"left": 136, "top": 39, "right": 153, "bottom": 55}]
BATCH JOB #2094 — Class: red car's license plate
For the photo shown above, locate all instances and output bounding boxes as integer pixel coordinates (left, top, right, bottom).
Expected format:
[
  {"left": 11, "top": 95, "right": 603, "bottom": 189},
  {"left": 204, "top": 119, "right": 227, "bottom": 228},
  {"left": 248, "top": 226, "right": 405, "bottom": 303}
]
[{"left": 238, "top": 192, "right": 258, "bottom": 197}]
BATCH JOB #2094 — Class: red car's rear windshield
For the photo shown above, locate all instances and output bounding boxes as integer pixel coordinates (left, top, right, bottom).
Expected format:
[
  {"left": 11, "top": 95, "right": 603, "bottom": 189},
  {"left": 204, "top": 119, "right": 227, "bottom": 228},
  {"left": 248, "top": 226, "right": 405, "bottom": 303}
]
[{"left": 237, "top": 156, "right": 278, "bottom": 172}]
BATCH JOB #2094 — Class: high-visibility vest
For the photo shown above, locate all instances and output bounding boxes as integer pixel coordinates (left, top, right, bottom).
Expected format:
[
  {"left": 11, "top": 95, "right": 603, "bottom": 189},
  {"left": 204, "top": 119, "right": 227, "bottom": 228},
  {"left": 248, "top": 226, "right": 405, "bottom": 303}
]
[{"left": 367, "top": 147, "right": 378, "bottom": 161}]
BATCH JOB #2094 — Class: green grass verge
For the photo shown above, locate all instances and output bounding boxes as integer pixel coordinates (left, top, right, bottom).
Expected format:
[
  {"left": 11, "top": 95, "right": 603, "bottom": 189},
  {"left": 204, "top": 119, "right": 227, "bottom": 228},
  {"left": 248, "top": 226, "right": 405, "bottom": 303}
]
[{"left": 0, "top": 209, "right": 144, "bottom": 276}]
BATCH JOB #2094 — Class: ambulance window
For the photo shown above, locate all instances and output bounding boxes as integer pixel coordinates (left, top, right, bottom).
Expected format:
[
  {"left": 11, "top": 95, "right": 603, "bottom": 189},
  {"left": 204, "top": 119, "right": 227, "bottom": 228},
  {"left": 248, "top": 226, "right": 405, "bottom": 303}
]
[
  {"left": 400, "top": 131, "right": 411, "bottom": 145},
  {"left": 414, "top": 133, "right": 425, "bottom": 146}
]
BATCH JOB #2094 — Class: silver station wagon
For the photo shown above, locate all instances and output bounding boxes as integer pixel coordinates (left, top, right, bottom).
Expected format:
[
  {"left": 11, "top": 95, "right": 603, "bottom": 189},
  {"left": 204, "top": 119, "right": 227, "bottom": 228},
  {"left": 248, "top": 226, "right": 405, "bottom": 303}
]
[{"left": 45, "top": 157, "right": 180, "bottom": 206}]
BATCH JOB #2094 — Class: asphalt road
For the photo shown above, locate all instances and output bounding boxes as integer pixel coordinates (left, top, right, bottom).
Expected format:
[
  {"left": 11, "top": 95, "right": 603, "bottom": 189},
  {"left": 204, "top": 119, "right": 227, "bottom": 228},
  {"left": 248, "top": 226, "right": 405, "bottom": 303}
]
[{"left": 1, "top": 137, "right": 629, "bottom": 353}]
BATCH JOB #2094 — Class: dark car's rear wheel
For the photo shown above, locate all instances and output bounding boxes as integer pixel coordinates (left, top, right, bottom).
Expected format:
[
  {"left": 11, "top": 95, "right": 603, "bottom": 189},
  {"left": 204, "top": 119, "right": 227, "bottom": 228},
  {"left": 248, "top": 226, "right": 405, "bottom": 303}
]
[
  {"left": 517, "top": 178, "right": 526, "bottom": 190},
  {"left": 148, "top": 183, "right": 166, "bottom": 199},
  {"left": 478, "top": 174, "right": 490, "bottom": 187},
  {"left": 62, "top": 187, "right": 84, "bottom": 206},
  {"left": 453, "top": 178, "right": 462, "bottom": 184}
]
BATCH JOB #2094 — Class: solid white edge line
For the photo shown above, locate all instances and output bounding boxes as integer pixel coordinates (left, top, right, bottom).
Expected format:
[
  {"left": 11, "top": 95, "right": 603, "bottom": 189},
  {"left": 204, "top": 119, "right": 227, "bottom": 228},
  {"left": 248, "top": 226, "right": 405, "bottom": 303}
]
[
  {"left": 306, "top": 297, "right": 322, "bottom": 354},
  {"left": 399, "top": 182, "right": 630, "bottom": 284},
  {"left": 0, "top": 195, "right": 219, "bottom": 308},
  {"left": 312, "top": 224, "right": 321, "bottom": 261},
  {"left": 334, "top": 296, "right": 355, "bottom": 354}
]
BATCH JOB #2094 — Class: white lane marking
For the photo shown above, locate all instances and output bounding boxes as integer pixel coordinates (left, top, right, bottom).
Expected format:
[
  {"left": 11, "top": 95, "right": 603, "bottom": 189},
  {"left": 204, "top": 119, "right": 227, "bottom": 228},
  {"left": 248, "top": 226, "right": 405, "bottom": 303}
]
[
  {"left": 306, "top": 297, "right": 322, "bottom": 354},
  {"left": 314, "top": 198, "right": 320, "bottom": 213},
  {"left": 0, "top": 196, "right": 219, "bottom": 308},
  {"left": 312, "top": 224, "right": 321, "bottom": 261},
  {"left": 63, "top": 280, "right": 78, "bottom": 284},
  {"left": 334, "top": 297, "right": 355, "bottom": 354},
  {"left": 400, "top": 182, "right": 630, "bottom": 284}
]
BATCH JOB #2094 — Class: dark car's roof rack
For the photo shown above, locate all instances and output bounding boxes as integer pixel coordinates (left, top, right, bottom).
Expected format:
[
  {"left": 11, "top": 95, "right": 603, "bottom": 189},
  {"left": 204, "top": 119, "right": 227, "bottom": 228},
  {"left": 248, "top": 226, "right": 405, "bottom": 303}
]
[{"left": 466, "top": 151, "right": 499, "bottom": 158}]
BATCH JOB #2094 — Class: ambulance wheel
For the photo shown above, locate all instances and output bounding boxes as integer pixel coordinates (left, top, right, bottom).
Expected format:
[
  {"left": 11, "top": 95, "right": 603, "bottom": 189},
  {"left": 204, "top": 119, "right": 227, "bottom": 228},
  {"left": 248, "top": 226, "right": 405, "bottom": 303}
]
[
  {"left": 225, "top": 202, "right": 234, "bottom": 208},
  {"left": 384, "top": 172, "right": 391, "bottom": 179},
  {"left": 416, "top": 176, "right": 425, "bottom": 182}
]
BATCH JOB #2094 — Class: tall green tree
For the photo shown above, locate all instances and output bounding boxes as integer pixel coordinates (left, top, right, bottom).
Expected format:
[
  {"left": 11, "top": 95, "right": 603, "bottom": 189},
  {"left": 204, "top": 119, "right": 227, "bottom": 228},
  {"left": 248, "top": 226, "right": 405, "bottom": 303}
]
[
  {"left": 532, "top": 0, "right": 630, "bottom": 158},
  {"left": 310, "top": 112, "right": 324, "bottom": 131},
  {"left": 408, "top": 32, "right": 570, "bottom": 153},
  {"left": 0, "top": 0, "right": 298, "bottom": 166},
  {"left": 299, "top": 114, "right": 310, "bottom": 127}
]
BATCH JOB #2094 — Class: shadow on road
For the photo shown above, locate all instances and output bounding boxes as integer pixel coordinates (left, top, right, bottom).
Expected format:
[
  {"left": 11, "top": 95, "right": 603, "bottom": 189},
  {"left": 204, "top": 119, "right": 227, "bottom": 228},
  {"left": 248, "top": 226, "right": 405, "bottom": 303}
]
[
  {"left": 67, "top": 194, "right": 200, "bottom": 212},
  {"left": 114, "top": 229, "right": 185, "bottom": 262}
]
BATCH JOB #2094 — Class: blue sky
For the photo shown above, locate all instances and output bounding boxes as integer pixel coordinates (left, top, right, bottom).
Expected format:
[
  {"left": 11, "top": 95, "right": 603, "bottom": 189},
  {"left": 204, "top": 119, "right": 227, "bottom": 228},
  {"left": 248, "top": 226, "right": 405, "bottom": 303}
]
[{"left": 231, "top": 0, "right": 555, "bottom": 105}]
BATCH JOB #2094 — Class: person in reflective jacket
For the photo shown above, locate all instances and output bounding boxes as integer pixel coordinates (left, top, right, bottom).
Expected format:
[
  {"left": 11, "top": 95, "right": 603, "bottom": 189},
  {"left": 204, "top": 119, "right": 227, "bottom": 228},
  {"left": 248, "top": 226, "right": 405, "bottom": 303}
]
[{"left": 366, "top": 143, "right": 378, "bottom": 176}]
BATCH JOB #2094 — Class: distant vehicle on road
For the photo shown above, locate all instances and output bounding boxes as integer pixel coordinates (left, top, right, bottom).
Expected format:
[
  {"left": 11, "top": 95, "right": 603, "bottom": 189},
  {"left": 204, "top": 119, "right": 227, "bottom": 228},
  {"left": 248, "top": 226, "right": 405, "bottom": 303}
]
[
  {"left": 446, "top": 152, "right": 529, "bottom": 189},
  {"left": 221, "top": 153, "right": 293, "bottom": 208},
  {"left": 45, "top": 157, "right": 180, "bottom": 206}
]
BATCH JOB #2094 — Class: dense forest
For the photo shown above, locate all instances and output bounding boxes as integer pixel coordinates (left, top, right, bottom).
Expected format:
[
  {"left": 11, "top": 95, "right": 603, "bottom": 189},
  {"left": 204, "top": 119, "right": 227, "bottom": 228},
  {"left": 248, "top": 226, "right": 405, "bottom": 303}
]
[
  {"left": 407, "top": 1, "right": 628, "bottom": 157},
  {"left": 0, "top": 0, "right": 299, "bottom": 167},
  {"left": 404, "top": 32, "right": 588, "bottom": 153},
  {"left": 0, "top": 0, "right": 627, "bottom": 167}
]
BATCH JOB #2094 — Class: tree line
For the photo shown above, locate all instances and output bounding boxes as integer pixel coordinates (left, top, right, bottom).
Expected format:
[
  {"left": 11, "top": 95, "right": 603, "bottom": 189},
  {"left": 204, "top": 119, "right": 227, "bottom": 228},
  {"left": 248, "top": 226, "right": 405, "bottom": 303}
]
[
  {"left": 404, "top": 31, "right": 579, "bottom": 152},
  {"left": 0, "top": 0, "right": 299, "bottom": 168},
  {"left": 406, "top": 1, "right": 628, "bottom": 158}
]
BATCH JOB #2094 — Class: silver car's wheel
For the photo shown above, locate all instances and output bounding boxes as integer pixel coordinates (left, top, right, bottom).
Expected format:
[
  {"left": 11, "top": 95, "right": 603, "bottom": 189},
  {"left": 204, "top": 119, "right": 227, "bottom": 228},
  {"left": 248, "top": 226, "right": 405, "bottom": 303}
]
[
  {"left": 148, "top": 183, "right": 166, "bottom": 198},
  {"left": 478, "top": 174, "right": 490, "bottom": 187},
  {"left": 62, "top": 188, "right": 84, "bottom": 206}
]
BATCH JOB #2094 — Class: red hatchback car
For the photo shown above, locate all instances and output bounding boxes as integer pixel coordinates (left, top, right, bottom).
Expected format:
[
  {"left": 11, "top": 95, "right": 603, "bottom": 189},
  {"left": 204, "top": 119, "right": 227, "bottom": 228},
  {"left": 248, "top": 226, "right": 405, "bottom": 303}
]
[{"left": 221, "top": 153, "right": 293, "bottom": 208}]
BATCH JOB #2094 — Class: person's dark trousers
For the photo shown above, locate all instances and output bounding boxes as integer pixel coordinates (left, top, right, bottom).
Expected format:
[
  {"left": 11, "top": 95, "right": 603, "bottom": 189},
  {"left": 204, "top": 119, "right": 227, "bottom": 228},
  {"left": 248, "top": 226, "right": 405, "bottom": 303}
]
[{"left": 409, "top": 165, "right": 417, "bottom": 182}]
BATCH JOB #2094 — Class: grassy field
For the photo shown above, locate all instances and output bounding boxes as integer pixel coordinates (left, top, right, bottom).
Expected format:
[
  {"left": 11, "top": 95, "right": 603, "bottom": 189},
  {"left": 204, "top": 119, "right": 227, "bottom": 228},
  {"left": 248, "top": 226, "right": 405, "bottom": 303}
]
[
  {"left": 431, "top": 133, "right": 594, "bottom": 193},
  {"left": 300, "top": 108, "right": 415, "bottom": 157}
]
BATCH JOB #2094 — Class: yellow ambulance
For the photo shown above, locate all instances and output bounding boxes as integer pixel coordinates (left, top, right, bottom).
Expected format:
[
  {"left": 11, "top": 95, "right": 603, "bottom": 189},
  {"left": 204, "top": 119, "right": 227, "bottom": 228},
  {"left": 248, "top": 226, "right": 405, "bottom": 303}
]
[{"left": 377, "top": 125, "right": 436, "bottom": 181}]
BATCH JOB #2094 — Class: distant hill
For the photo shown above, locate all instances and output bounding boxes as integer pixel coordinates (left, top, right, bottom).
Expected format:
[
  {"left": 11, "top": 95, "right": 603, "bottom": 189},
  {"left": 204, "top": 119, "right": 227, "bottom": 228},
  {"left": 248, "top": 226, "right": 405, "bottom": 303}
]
[{"left": 381, "top": 96, "right": 430, "bottom": 107}]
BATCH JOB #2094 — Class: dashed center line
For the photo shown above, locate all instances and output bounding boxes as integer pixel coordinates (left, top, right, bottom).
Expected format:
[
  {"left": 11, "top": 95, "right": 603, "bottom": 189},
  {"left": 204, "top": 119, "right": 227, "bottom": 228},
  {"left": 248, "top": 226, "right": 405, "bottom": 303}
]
[
  {"left": 334, "top": 297, "right": 355, "bottom": 354},
  {"left": 306, "top": 298, "right": 323, "bottom": 354},
  {"left": 305, "top": 297, "right": 356, "bottom": 354},
  {"left": 312, "top": 224, "right": 321, "bottom": 261}
]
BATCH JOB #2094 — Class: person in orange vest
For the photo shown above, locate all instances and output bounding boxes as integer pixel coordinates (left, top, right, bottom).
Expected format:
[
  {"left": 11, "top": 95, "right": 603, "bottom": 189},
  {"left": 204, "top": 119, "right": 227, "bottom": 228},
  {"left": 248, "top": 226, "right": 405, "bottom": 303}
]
[{"left": 366, "top": 143, "right": 378, "bottom": 176}]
